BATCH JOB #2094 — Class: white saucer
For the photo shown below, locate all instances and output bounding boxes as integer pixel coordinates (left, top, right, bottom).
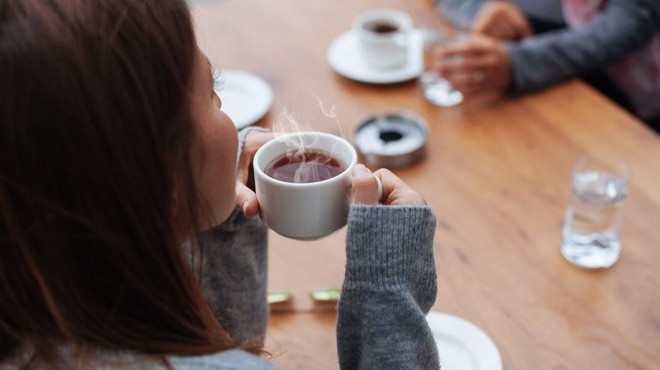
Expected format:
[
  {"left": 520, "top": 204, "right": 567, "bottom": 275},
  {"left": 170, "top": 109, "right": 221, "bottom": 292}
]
[
  {"left": 327, "top": 29, "right": 424, "bottom": 84},
  {"left": 426, "top": 312, "right": 502, "bottom": 370},
  {"left": 214, "top": 70, "right": 273, "bottom": 129}
]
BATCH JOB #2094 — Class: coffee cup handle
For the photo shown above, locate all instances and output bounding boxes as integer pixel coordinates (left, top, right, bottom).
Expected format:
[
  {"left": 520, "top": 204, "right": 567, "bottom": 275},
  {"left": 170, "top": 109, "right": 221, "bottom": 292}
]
[
  {"left": 374, "top": 173, "right": 383, "bottom": 203},
  {"left": 350, "top": 172, "right": 384, "bottom": 204},
  {"left": 395, "top": 30, "right": 410, "bottom": 48}
]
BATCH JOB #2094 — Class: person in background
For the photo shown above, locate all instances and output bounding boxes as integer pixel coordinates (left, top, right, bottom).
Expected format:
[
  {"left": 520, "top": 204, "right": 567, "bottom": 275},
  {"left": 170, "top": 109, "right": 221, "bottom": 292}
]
[
  {"left": 0, "top": 0, "right": 439, "bottom": 368},
  {"left": 435, "top": 0, "right": 660, "bottom": 132}
]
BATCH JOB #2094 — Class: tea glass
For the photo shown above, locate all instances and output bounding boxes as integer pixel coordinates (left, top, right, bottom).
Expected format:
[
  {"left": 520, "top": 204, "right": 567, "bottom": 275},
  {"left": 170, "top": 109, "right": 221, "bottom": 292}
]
[
  {"left": 419, "top": 30, "right": 464, "bottom": 107},
  {"left": 561, "top": 154, "right": 630, "bottom": 268}
]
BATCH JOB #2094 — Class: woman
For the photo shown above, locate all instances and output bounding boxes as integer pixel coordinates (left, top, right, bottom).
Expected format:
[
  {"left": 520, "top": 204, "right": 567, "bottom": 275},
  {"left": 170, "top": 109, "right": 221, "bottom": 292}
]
[
  {"left": 0, "top": 0, "right": 439, "bottom": 368},
  {"left": 435, "top": 0, "right": 660, "bottom": 131}
]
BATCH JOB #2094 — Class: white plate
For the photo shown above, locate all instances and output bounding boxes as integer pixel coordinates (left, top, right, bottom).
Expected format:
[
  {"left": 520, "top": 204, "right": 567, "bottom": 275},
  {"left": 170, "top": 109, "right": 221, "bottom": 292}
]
[
  {"left": 327, "top": 29, "right": 424, "bottom": 84},
  {"left": 426, "top": 312, "right": 502, "bottom": 370},
  {"left": 214, "top": 70, "right": 273, "bottom": 129}
]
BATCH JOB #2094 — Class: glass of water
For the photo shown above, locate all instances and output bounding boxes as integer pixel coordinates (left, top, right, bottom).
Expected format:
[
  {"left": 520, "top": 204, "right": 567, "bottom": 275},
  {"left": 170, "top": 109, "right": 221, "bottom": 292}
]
[
  {"left": 418, "top": 30, "right": 464, "bottom": 107},
  {"left": 561, "top": 155, "right": 630, "bottom": 269}
]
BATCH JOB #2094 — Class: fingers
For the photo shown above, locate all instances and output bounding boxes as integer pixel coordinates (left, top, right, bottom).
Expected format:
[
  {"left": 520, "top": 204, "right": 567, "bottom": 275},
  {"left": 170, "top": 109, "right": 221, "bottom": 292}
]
[
  {"left": 476, "top": 13, "right": 514, "bottom": 40},
  {"left": 507, "top": 8, "right": 533, "bottom": 39},
  {"left": 434, "top": 36, "right": 511, "bottom": 95},
  {"left": 472, "top": 4, "right": 497, "bottom": 35},
  {"left": 440, "top": 54, "right": 496, "bottom": 93},
  {"left": 372, "top": 169, "right": 426, "bottom": 206},
  {"left": 237, "top": 130, "right": 274, "bottom": 185},
  {"left": 434, "top": 40, "right": 486, "bottom": 60},
  {"left": 493, "top": 16, "right": 518, "bottom": 40},
  {"left": 351, "top": 164, "right": 381, "bottom": 205},
  {"left": 235, "top": 181, "right": 259, "bottom": 218},
  {"left": 436, "top": 52, "right": 490, "bottom": 77},
  {"left": 350, "top": 165, "right": 427, "bottom": 206},
  {"left": 472, "top": 2, "right": 532, "bottom": 41},
  {"left": 445, "top": 73, "right": 483, "bottom": 95}
]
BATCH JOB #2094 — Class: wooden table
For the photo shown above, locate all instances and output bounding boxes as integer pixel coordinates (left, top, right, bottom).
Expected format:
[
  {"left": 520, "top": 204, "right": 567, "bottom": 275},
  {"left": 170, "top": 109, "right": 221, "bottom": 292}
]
[{"left": 192, "top": 0, "right": 660, "bottom": 369}]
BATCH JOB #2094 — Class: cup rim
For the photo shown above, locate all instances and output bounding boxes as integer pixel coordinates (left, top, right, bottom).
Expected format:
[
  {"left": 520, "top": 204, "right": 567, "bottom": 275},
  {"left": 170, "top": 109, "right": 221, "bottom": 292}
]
[
  {"left": 571, "top": 153, "right": 631, "bottom": 184},
  {"left": 352, "top": 8, "right": 413, "bottom": 37},
  {"left": 254, "top": 132, "right": 358, "bottom": 188}
]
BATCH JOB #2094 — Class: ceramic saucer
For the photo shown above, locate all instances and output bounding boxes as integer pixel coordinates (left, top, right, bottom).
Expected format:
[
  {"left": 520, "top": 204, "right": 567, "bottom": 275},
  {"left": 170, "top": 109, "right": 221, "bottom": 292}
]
[
  {"left": 426, "top": 312, "right": 503, "bottom": 370},
  {"left": 214, "top": 70, "right": 273, "bottom": 129},
  {"left": 327, "top": 29, "right": 424, "bottom": 84}
]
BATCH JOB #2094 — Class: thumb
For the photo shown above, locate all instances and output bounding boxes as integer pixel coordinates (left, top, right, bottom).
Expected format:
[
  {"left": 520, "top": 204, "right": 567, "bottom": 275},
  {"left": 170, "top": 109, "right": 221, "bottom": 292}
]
[
  {"left": 351, "top": 164, "right": 381, "bottom": 205},
  {"left": 235, "top": 181, "right": 260, "bottom": 218}
]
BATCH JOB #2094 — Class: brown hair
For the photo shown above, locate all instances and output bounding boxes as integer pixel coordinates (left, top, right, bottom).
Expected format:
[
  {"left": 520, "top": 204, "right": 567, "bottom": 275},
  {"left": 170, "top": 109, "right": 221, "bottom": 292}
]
[{"left": 0, "top": 0, "right": 242, "bottom": 367}]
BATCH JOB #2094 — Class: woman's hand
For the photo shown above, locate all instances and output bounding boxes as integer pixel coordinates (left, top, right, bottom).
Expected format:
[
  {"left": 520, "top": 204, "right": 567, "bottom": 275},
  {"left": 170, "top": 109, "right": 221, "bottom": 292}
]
[
  {"left": 235, "top": 130, "right": 273, "bottom": 218},
  {"left": 433, "top": 34, "right": 512, "bottom": 96},
  {"left": 351, "top": 164, "right": 426, "bottom": 206},
  {"left": 472, "top": 1, "right": 532, "bottom": 41}
]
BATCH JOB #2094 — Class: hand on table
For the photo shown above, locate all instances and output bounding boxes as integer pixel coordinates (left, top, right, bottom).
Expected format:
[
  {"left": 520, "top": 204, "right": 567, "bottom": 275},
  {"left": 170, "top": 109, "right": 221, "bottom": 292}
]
[
  {"left": 235, "top": 130, "right": 273, "bottom": 218},
  {"left": 351, "top": 164, "right": 426, "bottom": 206},
  {"left": 433, "top": 34, "right": 512, "bottom": 96},
  {"left": 472, "top": 1, "right": 532, "bottom": 41}
]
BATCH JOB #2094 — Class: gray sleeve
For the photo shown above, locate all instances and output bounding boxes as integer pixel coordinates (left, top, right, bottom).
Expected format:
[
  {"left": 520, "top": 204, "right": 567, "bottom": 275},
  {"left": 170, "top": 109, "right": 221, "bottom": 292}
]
[
  {"left": 436, "top": 0, "right": 488, "bottom": 29},
  {"left": 236, "top": 126, "right": 269, "bottom": 167},
  {"left": 337, "top": 205, "right": 439, "bottom": 370},
  {"left": 507, "top": 0, "right": 660, "bottom": 93},
  {"left": 170, "top": 349, "right": 277, "bottom": 370},
  {"left": 196, "top": 210, "right": 269, "bottom": 346}
]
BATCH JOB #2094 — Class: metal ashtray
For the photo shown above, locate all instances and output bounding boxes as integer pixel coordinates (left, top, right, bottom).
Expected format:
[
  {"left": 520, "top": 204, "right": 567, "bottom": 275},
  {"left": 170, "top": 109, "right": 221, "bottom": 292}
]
[{"left": 354, "top": 111, "right": 428, "bottom": 169}]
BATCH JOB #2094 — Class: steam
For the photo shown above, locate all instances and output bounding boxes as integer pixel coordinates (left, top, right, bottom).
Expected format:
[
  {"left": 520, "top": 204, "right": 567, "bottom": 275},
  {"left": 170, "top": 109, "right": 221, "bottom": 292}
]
[
  {"left": 271, "top": 92, "right": 343, "bottom": 136},
  {"left": 293, "top": 153, "right": 337, "bottom": 184},
  {"left": 267, "top": 94, "right": 346, "bottom": 183},
  {"left": 312, "top": 92, "right": 343, "bottom": 139}
]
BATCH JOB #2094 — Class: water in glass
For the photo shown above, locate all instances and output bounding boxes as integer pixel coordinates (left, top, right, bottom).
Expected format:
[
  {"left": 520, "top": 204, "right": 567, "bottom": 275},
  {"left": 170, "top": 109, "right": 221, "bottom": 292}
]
[
  {"left": 419, "top": 70, "right": 463, "bottom": 107},
  {"left": 561, "top": 170, "right": 628, "bottom": 268}
]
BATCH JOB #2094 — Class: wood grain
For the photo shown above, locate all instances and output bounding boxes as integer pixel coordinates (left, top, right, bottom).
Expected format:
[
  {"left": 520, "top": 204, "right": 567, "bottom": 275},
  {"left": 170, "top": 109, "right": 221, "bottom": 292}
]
[{"left": 193, "top": 0, "right": 660, "bottom": 368}]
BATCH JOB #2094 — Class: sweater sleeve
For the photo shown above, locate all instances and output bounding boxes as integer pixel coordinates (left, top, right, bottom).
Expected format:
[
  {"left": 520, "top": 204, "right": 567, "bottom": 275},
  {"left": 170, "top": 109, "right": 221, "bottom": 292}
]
[
  {"left": 337, "top": 205, "right": 439, "bottom": 370},
  {"left": 506, "top": 0, "right": 660, "bottom": 94},
  {"left": 436, "top": 0, "right": 488, "bottom": 30},
  {"left": 196, "top": 210, "right": 269, "bottom": 346},
  {"left": 170, "top": 349, "right": 276, "bottom": 369}
]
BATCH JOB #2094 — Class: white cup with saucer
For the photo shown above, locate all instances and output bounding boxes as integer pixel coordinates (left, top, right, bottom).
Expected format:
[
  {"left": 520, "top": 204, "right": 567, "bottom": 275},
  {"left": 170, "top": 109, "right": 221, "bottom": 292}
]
[{"left": 353, "top": 9, "right": 413, "bottom": 71}]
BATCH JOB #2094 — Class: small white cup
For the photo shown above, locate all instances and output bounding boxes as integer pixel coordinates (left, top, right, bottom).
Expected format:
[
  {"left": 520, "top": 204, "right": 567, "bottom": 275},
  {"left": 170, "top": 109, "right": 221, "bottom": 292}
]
[
  {"left": 353, "top": 9, "right": 413, "bottom": 70},
  {"left": 254, "top": 132, "right": 358, "bottom": 240}
]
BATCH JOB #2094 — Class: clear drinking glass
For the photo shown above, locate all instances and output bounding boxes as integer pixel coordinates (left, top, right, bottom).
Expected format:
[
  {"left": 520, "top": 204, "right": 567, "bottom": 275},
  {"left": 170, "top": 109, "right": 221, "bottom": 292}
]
[
  {"left": 418, "top": 30, "right": 464, "bottom": 107},
  {"left": 561, "top": 155, "right": 630, "bottom": 269}
]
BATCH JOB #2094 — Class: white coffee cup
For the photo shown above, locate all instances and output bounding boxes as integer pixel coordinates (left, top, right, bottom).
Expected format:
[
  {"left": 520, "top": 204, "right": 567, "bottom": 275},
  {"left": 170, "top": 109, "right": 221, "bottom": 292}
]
[
  {"left": 254, "top": 132, "right": 358, "bottom": 240},
  {"left": 353, "top": 9, "right": 413, "bottom": 70}
]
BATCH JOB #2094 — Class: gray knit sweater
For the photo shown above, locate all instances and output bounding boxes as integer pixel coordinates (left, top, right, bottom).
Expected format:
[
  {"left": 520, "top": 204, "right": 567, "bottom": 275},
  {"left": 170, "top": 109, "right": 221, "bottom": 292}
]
[
  {"left": 437, "top": 0, "right": 660, "bottom": 94},
  {"left": 166, "top": 204, "right": 439, "bottom": 369}
]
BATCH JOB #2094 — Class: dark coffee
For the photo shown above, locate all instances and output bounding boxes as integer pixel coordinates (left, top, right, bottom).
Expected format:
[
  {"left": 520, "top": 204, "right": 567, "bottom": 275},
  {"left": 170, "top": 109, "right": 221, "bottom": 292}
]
[
  {"left": 365, "top": 21, "right": 399, "bottom": 34},
  {"left": 266, "top": 151, "right": 345, "bottom": 184}
]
